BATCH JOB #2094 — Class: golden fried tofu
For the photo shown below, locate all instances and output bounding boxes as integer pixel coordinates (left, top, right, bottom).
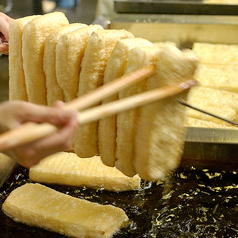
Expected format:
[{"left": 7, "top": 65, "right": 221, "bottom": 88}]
[
  {"left": 22, "top": 12, "right": 69, "bottom": 105},
  {"left": 2, "top": 183, "right": 128, "bottom": 238},
  {"left": 99, "top": 38, "right": 153, "bottom": 167},
  {"left": 74, "top": 29, "right": 134, "bottom": 158}
]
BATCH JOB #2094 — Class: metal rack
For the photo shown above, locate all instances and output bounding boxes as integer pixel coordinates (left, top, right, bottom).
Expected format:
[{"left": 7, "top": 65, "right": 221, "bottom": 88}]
[{"left": 114, "top": 0, "right": 238, "bottom": 15}]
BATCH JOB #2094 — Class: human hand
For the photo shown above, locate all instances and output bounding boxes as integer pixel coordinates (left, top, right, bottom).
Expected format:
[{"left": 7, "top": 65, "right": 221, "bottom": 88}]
[
  {"left": 0, "top": 101, "right": 78, "bottom": 168},
  {"left": 0, "top": 12, "right": 13, "bottom": 55}
]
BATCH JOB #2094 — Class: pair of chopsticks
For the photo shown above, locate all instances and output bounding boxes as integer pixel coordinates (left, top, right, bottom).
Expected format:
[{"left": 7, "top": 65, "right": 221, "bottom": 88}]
[{"left": 0, "top": 64, "right": 197, "bottom": 151}]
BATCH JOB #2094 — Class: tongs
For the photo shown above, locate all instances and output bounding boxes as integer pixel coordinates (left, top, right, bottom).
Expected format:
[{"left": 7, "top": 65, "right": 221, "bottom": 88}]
[{"left": 0, "top": 65, "right": 197, "bottom": 151}]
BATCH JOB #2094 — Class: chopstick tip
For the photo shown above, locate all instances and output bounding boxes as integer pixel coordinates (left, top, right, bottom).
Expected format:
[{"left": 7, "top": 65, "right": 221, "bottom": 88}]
[{"left": 180, "top": 78, "right": 198, "bottom": 90}]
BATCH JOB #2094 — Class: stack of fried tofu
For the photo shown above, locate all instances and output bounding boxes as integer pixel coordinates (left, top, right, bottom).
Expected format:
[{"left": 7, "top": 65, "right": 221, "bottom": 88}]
[
  {"left": 4, "top": 11, "right": 200, "bottom": 238},
  {"left": 8, "top": 12, "right": 199, "bottom": 181},
  {"left": 185, "top": 42, "right": 238, "bottom": 129}
]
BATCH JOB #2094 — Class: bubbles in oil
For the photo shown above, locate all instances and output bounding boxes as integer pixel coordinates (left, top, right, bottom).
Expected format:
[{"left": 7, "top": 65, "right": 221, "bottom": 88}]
[{"left": 0, "top": 165, "right": 237, "bottom": 237}]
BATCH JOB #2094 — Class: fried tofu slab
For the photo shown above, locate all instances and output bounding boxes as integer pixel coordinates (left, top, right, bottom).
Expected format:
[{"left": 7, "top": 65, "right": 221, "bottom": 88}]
[
  {"left": 99, "top": 38, "right": 153, "bottom": 167},
  {"left": 56, "top": 24, "right": 103, "bottom": 103},
  {"left": 44, "top": 23, "right": 86, "bottom": 106},
  {"left": 2, "top": 183, "right": 128, "bottom": 238},
  {"left": 29, "top": 152, "right": 140, "bottom": 192},
  {"left": 74, "top": 29, "right": 134, "bottom": 158},
  {"left": 115, "top": 45, "right": 160, "bottom": 177},
  {"left": 9, "top": 15, "right": 38, "bottom": 101},
  {"left": 134, "top": 46, "right": 198, "bottom": 181},
  {"left": 22, "top": 12, "right": 69, "bottom": 105},
  {"left": 193, "top": 42, "right": 238, "bottom": 65}
]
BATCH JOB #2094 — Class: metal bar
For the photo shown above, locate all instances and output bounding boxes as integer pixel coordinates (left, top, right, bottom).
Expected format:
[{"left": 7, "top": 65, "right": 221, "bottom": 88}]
[
  {"left": 178, "top": 99, "right": 238, "bottom": 127},
  {"left": 114, "top": 0, "right": 238, "bottom": 15}
]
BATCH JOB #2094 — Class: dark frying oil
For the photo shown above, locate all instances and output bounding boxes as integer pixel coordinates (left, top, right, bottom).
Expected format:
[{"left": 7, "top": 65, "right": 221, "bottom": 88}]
[{"left": 0, "top": 165, "right": 237, "bottom": 238}]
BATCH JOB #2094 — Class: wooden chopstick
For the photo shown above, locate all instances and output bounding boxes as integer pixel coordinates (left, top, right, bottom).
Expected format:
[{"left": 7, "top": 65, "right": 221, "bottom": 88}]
[
  {"left": 0, "top": 65, "right": 156, "bottom": 151},
  {"left": 78, "top": 79, "right": 197, "bottom": 125},
  {"left": 0, "top": 68, "right": 196, "bottom": 151},
  {"left": 65, "top": 64, "right": 157, "bottom": 111}
]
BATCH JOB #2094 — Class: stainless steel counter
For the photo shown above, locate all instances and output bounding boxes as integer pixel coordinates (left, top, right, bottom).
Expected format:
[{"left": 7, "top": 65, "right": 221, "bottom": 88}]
[
  {"left": 114, "top": 0, "right": 238, "bottom": 15},
  {"left": 105, "top": 14, "right": 238, "bottom": 47}
]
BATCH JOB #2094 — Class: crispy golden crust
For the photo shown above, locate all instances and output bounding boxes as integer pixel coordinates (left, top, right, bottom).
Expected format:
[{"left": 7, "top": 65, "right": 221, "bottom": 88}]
[
  {"left": 29, "top": 152, "right": 141, "bottom": 192},
  {"left": 115, "top": 45, "right": 159, "bottom": 177},
  {"left": 185, "top": 117, "right": 238, "bottom": 129},
  {"left": 56, "top": 24, "right": 103, "bottom": 103},
  {"left": 193, "top": 42, "right": 238, "bottom": 65},
  {"left": 9, "top": 15, "right": 38, "bottom": 101},
  {"left": 134, "top": 46, "right": 198, "bottom": 181},
  {"left": 22, "top": 12, "right": 69, "bottom": 105},
  {"left": 2, "top": 183, "right": 128, "bottom": 238},
  {"left": 74, "top": 29, "right": 134, "bottom": 158},
  {"left": 98, "top": 38, "right": 153, "bottom": 168},
  {"left": 44, "top": 23, "right": 86, "bottom": 106}
]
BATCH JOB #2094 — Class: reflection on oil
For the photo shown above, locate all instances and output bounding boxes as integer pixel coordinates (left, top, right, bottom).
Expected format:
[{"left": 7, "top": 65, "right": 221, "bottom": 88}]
[{"left": 0, "top": 164, "right": 237, "bottom": 237}]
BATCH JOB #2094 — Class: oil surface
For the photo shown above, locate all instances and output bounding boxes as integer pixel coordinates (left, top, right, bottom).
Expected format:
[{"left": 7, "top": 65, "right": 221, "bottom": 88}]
[{"left": 0, "top": 165, "right": 237, "bottom": 238}]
